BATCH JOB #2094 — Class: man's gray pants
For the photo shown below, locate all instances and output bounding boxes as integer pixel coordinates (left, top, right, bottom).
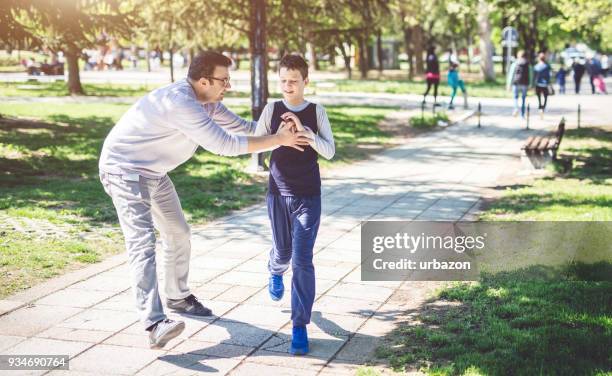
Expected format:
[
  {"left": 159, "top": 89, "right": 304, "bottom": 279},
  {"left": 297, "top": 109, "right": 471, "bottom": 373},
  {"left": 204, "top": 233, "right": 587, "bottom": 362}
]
[{"left": 100, "top": 172, "right": 192, "bottom": 329}]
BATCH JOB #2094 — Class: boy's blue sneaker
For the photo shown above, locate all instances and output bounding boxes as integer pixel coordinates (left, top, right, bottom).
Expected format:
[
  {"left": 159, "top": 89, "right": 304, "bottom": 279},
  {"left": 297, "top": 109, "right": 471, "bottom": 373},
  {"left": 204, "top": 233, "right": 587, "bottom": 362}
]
[
  {"left": 268, "top": 274, "right": 284, "bottom": 301},
  {"left": 290, "top": 326, "right": 309, "bottom": 355}
]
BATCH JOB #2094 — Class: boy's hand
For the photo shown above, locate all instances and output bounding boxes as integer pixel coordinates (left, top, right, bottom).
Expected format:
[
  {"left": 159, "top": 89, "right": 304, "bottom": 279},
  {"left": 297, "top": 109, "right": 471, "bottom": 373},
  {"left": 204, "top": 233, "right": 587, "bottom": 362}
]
[
  {"left": 277, "top": 122, "right": 311, "bottom": 151},
  {"left": 281, "top": 112, "right": 305, "bottom": 131},
  {"left": 280, "top": 120, "right": 297, "bottom": 133}
]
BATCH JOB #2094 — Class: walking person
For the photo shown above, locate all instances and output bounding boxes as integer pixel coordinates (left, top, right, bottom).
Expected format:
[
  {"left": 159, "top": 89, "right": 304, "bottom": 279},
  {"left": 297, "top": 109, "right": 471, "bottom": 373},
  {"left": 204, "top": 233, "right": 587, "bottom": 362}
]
[
  {"left": 98, "top": 51, "right": 311, "bottom": 349},
  {"left": 572, "top": 58, "right": 586, "bottom": 94},
  {"left": 447, "top": 62, "right": 467, "bottom": 110},
  {"left": 586, "top": 56, "right": 599, "bottom": 94},
  {"left": 587, "top": 55, "right": 607, "bottom": 94},
  {"left": 533, "top": 52, "right": 552, "bottom": 118},
  {"left": 422, "top": 46, "right": 441, "bottom": 106},
  {"left": 506, "top": 50, "right": 532, "bottom": 118}
]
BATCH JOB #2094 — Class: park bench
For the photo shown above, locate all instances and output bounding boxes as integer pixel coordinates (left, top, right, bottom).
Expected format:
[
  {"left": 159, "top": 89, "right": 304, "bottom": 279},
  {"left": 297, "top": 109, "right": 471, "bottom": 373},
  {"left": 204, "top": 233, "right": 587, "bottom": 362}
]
[{"left": 521, "top": 118, "right": 565, "bottom": 169}]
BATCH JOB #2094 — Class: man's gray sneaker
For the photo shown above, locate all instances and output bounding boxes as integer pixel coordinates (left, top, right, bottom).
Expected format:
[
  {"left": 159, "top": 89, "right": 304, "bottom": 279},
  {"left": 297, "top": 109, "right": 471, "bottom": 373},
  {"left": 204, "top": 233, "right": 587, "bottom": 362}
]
[
  {"left": 166, "top": 294, "right": 213, "bottom": 316},
  {"left": 148, "top": 318, "right": 185, "bottom": 349}
]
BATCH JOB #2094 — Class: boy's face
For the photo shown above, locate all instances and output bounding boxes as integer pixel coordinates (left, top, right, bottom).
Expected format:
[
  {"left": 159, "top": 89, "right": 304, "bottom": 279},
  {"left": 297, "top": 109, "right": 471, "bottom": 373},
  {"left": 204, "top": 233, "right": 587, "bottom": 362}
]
[{"left": 279, "top": 67, "right": 308, "bottom": 102}]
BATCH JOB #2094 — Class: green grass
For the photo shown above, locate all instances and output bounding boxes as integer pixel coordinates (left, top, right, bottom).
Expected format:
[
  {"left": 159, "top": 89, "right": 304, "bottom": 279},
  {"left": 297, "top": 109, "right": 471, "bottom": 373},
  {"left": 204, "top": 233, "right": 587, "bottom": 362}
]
[
  {"left": 378, "top": 264, "right": 611, "bottom": 375},
  {"left": 481, "top": 127, "right": 612, "bottom": 221},
  {"left": 410, "top": 112, "right": 450, "bottom": 129},
  {"left": 0, "top": 80, "right": 158, "bottom": 97},
  {"left": 0, "top": 76, "right": 507, "bottom": 98},
  {"left": 0, "top": 80, "right": 261, "bottom": 98},
  {"left": 0, "top": 102, "right": 394, "bottom": 298},
  {"left": 314, "top": 78, "right": 507, "bottom": 98}
]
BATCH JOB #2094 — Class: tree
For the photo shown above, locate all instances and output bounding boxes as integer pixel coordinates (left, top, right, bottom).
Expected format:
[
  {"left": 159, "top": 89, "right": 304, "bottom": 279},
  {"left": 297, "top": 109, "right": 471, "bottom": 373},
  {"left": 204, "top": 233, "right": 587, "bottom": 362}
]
[
  {"left": 552, "top": 0, "right": 612, "bottom": 51},
  {"left": 0, "top": 0, "right": 38, "bottom": 50},
  {"left": 10, "top": 0, "right": 135, "bottom": 94},
  {"left": 477, "top": 0, "right": 495, "bottom": 81}
]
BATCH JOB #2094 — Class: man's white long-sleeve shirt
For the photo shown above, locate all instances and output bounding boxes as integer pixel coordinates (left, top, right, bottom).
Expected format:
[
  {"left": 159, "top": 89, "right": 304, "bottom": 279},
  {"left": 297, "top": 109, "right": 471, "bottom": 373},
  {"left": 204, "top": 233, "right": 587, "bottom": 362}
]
[{"left": 99, "top": 79, "right": 256, "bottom": 178}]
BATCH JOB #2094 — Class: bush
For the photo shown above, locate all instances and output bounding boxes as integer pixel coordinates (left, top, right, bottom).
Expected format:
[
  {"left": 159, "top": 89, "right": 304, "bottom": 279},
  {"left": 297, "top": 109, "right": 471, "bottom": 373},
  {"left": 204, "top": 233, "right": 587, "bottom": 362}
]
[{"left": 410, "top": 113, "right": 449, "bottom": 129}]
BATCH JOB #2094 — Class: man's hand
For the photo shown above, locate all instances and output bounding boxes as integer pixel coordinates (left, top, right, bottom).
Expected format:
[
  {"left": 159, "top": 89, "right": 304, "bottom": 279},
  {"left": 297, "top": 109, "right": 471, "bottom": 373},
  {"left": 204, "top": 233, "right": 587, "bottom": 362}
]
[
  {"left": 276, "top": 122, "right": 311, "bottom": 151},
  {"left": 281, "top": 112, "right": 305, "bottom": 131}
]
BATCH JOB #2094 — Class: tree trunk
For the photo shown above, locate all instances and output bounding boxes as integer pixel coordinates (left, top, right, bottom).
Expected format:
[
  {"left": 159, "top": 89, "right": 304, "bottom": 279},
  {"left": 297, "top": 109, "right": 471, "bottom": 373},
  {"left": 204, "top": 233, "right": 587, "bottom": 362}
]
[
  {"left": 376, "top": 30, "right": 383, "bottom": 73},
  {"left": 249, "top": 0, "right": 268, "bottom": 171},
  {"left": 357, "top": 35, "right": 367, "bottom": 79},
  {"left": 477, "top": 0, "right": 495, "bottom": 81},
  {"left": 307, "top": 42, "right": 318, "bottom": 71},
  {"left": 169, "top": 48, "right": 174, "bottom": 82},
  {"left": 467, "top": 34, "right": 473, "bottom": 73},
  {"left": 413, "top": 26, "right": 424, "bottom": 75},
  {"left": 501, "top": 15, "right": 508, "bottom": 74},
  {"left": 338, "top": 40, "right": 352, "bottom": 79},
  {"left": 168, "top": 18, "right": 174, "bottom": 82},
  {"left": 403, "top": 27, "right": 413, "bottom": 80},
  {"left": 518, "top": 20, "right": 535, "bottom": 63},
  {"left": 466, "top": 15, "right": 473, "bottom": 73},
  {"left": 145, "top": 43, "right": 151, "bottom": 72},
  {"left": 157, "top": 47, "right": 163, "bottom": 64},
  {"left": 65, "top": 48, "right": 84, "bottom": 95},
  {"left": 328, "top": 46, "right": 336, "bottom": 68}
]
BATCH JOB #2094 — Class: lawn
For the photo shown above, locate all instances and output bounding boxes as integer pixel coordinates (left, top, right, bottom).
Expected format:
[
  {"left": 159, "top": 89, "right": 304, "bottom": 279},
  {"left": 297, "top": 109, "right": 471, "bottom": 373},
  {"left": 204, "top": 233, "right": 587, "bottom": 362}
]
[
  {"left": 481, "top": 126, "right": 612, "bottom": 221},
  {"left": 0, "top": 76, "right": 508, "bottom": 98},
  {"left": 0, "top": 80, "right": 158, "bottom": 97},
  {"left": 377, "top": 264, "right": 611, "bottom": 375},
  {"left": 313, "top": 78, "right": 507, "bottom": 98},
  {"left": 0, "top": 102, "right": 395, "bottom": 298},
  {"left": 375, "top": 126, "right": 612, "bottom": 375}
]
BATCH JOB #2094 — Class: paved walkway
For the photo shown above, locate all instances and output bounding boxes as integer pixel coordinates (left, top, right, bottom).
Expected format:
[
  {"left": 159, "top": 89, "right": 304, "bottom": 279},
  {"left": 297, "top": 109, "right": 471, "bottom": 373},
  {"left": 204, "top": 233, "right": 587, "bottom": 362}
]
[{"left": 0, "top": 100, "right": 606, "bottom": 375}]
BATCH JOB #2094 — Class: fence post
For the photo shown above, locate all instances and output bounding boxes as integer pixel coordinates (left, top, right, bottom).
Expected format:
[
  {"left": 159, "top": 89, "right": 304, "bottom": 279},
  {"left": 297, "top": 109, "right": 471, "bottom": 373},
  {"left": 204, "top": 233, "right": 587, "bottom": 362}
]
[
  {"left": 477, "top": 102, "right": 481, "bottom": 128},
  {"left": 577, "top": 104, "right": 581, "bottom": 129},
  {"left": 526, "top": 103, "right": 530, "bottom": 130}
]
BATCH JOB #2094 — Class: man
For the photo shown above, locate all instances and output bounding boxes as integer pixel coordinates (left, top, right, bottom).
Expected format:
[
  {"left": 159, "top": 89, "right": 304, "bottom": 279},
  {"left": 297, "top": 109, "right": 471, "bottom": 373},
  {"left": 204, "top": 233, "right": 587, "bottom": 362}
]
[
  {"left": 572, "top": 58, "right": 586, "bottom": 94},
  {"left": 99, "top": 51, "right": 311, "bottom": 349}
]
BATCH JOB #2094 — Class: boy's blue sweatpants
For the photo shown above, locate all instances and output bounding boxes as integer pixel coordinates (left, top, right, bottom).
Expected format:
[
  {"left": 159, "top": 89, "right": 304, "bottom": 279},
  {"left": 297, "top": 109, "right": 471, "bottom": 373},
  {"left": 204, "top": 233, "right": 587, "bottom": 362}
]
[{"left": 267, "top": 194, "right": 321, "bottom": 327}]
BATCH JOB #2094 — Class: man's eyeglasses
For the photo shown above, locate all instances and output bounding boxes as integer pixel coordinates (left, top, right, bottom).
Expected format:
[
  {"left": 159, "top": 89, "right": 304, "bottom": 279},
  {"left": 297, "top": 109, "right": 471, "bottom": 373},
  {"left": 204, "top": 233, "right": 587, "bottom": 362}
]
[{"left": 204, "top": 76, "right": 231, "bottom": 88}]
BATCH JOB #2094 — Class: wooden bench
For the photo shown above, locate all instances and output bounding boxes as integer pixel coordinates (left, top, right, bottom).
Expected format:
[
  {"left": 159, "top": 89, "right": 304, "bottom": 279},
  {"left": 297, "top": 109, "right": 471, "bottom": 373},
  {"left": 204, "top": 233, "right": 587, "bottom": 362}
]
[{"left": 521, "top": 118, "right": 565, "bottom": 169}]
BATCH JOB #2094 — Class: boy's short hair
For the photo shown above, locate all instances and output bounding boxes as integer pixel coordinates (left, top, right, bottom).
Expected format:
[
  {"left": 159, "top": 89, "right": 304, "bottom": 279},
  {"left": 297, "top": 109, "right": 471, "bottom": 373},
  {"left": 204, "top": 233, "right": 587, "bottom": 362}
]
[
  {"left": 188, "top": 51, "right": 232, "bottom": 81},
  {"left": 279, "top": 54, "right": 309, "bottom": 79}
]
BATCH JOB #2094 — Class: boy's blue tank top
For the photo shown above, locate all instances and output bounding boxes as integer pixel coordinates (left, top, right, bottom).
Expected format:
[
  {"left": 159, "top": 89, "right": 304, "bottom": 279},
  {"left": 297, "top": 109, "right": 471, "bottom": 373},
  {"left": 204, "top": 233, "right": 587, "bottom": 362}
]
[{"left": 269, "top": 101, "right": 320, "bottom": 196}]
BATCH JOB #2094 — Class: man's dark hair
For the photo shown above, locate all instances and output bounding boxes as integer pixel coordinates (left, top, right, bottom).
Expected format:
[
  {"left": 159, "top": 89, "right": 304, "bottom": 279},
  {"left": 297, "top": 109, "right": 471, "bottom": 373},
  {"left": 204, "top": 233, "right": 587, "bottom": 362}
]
[
  {"left": 188, "top": 51, "right": 232, "bottom": 81},
  {"left": 279, "top": 54, "right": 309, "bottom": 79}
]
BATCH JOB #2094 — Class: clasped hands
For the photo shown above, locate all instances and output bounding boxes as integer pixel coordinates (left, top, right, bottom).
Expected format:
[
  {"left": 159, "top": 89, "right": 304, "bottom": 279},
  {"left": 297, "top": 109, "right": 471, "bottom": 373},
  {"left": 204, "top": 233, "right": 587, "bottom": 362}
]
[{"left": 277, "top": 112, "right": 315, "bottom": 151}]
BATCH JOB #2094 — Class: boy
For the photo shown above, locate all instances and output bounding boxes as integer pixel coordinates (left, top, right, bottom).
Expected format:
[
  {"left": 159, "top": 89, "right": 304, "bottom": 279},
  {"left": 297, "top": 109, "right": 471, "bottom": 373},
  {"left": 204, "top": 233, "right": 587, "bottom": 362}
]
[
  {"left": 555, "top": 64, "right": 567, "bottom": 94},
  {"left": 447, "top": 62, "right": 467, "bottom": 110},
  {"left": 255, "top": 54, "right": 335, "bottom": 355}
]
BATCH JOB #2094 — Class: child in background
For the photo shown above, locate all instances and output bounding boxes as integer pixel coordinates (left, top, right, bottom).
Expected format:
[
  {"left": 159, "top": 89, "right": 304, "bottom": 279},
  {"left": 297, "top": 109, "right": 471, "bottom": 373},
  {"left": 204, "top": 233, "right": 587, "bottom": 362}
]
[
  {"left": 447, "top": 62, "right": 467, "bottom": 109},
  {"left": 255, "top": 54, "right": 335, "bottom": 356},
  {"left": 555, "top": 65, "right": 567, "bottom": 94}
]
